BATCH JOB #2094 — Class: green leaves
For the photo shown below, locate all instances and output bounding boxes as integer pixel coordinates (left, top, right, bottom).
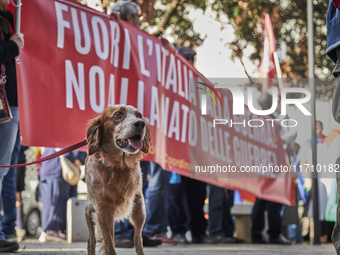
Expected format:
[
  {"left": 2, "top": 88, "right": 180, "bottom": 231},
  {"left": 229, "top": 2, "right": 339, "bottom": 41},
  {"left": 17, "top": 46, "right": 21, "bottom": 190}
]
[
  {"left": 0, "top": 15, "right": 9, "bottom": 35},
  {"left": 233, "top": 7, "right": 239, "bottom": 18}
]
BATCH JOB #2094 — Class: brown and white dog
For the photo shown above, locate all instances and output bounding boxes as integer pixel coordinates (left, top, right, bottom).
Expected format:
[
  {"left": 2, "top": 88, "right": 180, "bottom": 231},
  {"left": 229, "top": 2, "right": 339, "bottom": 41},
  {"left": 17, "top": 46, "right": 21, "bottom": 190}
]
[{"left": 85, "top": 105, "right": 151, "bottom": 255}]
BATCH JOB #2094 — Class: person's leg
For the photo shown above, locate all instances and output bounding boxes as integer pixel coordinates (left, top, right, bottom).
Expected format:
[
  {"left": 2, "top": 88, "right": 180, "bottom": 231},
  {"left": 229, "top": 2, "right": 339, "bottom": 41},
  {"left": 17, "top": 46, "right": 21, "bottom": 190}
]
[
  {"left": 51, "top": 178, "right": 73, "bottom": 233},
  {"left": 15, "top": 161, "right": 26, "bottom": 232},
  {"left": 143, "top": 162, "right": 169, "bottom": 236},
  {"left": 167, "top": 181, "right": 187, "bottom": 235},
  {"left": 41, "top": 178, "right": 72, "bottom": 242},
  {"left": 0, "top": 107, "right": 19, "bottom": 242},
  {"left": 41, "top": 177, "right": 69, "bottom": 232},
  {"left": 2, "top": 130, "right": 20, "bottom": 238},
  {"left": 115, "top": 219, "right": 134, "bottom": 240},
  {"left": 140, "top": 161, "right": 149, "bottom": 196},
  {"left": 1, "top": 169, "right": 17, "bottom": 238},
  {"left": 208, "top": 185, "right": 226, "bottom": 237},
  {"left": 320, "top": 220, "right": 328, "bottom": 243},
  {"left": 251, "top": 198, "right": 266, "bottom": 241},
  {"left": 267, "top": 201, "right": 282, "bottom": 239},
  {"left": 69, "top": 183, "right": 77, "bottom": 199},
  {"left": 15, "top": 190, "right": 26, "bottom": 242},
  {"left": 15, "top": 164, "right": 26, "bottom": 242},
  {"left": 15, "top": 192, "right": 24, "bottom": 230},
  {"left": 114, "top": 219, "right": 134, "bottom": 248},
  {"left": 219, "top": 190, "right": 244, "bottom": 243},
  {"left": 185, "top": 177, "right": 207, "bottom": 239},
  {"left": 267, "top": 201, "right": 291, "bottom": 244},
  {"left": 223, "top": 190, "right": 235, "bottom": 238},
  {"left": 40, "top": 178, "right": 54, "bottom": 232}
]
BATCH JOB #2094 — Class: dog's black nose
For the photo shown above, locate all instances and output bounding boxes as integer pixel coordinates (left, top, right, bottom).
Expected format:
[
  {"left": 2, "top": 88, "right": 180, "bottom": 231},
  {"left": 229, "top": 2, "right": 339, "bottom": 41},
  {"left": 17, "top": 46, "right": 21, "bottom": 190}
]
[{"left": 134, "top": 120, "right": 145, "bottom": 130}]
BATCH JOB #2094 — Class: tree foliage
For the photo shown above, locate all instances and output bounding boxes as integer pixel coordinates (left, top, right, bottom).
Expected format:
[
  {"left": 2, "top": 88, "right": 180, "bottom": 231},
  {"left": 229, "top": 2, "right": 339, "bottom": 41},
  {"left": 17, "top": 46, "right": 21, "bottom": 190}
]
[
  {"left": 87, "top": 0, "right": 208, "bottom": 47},
  {"left": 211, "top": 0, "right": 334, "bottom": 99}
]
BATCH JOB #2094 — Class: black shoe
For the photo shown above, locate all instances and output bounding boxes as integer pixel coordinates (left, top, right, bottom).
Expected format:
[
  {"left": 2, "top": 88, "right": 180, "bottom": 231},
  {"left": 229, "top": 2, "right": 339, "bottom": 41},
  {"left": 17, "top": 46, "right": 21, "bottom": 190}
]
[
  {"left": 172, "top": 233, "right": 189, "bottom": 244},
  {"left": 191, "top": 235, "right": 203, "bottom": 244},
  {"left": 252, "top": 237, "right": 267, "bottom": 244},
  {"left": 191, "top": 235, "right": 217, "bottom": 244},
  {"left": 211, "top": 235, "right": 244, "bottom": 244},
  {"left": 269, "top": 234, "right": 292, "bottom": 245},
  {"left": 115, "top": 235, "right": 133, "bottom": 248},
  {"left": 142, "top": 235, "right": 162, "bottom": 247},
  {"left": 232, "top": 237, "right": 245, "bottom": 243},
  {"left": 0, "top": 240, "right": 19, "bottom": 252},
  {"left": 202, "top": 235, "right": 218, "bottom": 244},
  {"left": 219, "top": 236, "right": 245, "bottom": 244}
]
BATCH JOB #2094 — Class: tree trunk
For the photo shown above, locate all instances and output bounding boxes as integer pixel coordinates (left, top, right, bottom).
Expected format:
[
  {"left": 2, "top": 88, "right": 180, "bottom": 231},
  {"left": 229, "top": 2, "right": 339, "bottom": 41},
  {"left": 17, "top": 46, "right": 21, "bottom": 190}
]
[{"left": 152, "top": 0, "right": 185, "bottom": 36}]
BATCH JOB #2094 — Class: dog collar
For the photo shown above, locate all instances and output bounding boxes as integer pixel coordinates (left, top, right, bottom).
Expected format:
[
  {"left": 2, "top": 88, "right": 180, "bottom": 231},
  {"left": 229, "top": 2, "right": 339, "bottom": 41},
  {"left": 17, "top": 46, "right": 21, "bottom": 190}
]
[
  {"left": 101, "top": 151, "right": 107, "bottom": 160},
  {"left": 101, "top": 151, "right": 125, "bottom": 168}
]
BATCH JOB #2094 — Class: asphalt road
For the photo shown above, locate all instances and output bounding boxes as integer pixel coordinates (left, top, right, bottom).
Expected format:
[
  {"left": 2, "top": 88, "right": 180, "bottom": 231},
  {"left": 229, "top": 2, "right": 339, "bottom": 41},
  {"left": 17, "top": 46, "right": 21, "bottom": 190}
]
[{"left": 10, "top": 240, "right": 337, "bottom": 255}]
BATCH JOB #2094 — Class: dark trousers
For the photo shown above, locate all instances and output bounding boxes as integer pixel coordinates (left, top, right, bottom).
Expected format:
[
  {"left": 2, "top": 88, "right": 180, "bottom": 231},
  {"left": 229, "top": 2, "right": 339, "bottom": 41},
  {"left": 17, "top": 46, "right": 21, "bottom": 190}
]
[
  {"left": 251, "top": 198, "right": 282, "bottom": 239},
  {"left": 167, "top": 181, "right": 188, "bottom": 235},
  {"left": 208, "top": 185, "right": 234, "bottom": 237},
  {"left": 143, "top": 162, "right": 169, "bottom": 236},
  {"left": 186, "top": 178, "right": 207, "bottom": 237},
  {"left": 167, "top": 176, "right": 207, "bottom": 237},
  {"left": 41, "top": 177, "right": 77, "bottom": 232}
]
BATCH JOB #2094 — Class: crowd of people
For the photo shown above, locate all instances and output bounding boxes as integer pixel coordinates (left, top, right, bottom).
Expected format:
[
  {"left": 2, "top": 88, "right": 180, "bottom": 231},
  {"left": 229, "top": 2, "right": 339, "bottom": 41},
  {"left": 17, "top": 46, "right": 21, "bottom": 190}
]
[{"left": 1, "top": 0, "right": 340, "bottom": 253}]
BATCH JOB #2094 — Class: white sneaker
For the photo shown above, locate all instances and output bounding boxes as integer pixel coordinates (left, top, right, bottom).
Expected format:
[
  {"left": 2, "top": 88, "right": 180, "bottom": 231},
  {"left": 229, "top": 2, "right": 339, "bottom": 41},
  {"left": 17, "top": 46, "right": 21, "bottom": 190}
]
[
  {"left": 44, "top": 230, "right": 66, "bottom": 242},
  {"left": 38, "top": 232, "right": 46, "bottom": 243}
]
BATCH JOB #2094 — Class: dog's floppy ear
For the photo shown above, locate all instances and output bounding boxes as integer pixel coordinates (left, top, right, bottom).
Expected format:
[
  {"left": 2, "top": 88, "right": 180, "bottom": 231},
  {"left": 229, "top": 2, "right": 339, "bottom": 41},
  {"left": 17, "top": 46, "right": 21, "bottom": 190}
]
[
  {"left": 86, "top": 116, "right": 102, "bottom": 155},
  {"left": 141, "top": 123, "right": 151, "bottom": 154}
]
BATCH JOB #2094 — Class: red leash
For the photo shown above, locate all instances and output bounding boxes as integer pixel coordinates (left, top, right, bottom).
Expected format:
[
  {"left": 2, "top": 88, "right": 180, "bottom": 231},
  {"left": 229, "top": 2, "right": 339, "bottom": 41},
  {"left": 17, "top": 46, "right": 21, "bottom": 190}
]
[{"left": 0, "top": 139, "right": 88, "bottom": 168}]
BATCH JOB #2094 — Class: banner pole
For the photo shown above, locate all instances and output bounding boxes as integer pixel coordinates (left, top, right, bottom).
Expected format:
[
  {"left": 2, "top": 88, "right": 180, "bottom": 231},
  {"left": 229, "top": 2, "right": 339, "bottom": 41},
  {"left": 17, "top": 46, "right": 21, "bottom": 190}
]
[
  {"left": 263, "top": 37, "right": 269, "bottom": 91},
  {"left": 307, "top": 0, "right": 320, "bottom": 245},
  {"left": 273, "top": 51, "right": 284, "bottom": 89},
  {"left": 15, "top": 0, "right": 21, "bottom": 33}
]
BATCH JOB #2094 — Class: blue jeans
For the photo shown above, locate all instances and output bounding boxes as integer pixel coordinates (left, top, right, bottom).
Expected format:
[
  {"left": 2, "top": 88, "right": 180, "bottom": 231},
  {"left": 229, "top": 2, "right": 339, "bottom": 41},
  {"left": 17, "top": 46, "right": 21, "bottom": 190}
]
[
  {"left": 2, "top": 130, "right": 21, "bottom": 237},
  {"left": 0, "top": 107, "right": 19, "bottom": 241},
  {"left": 208, "top": 185, "right": 234, "bottom": 237},
  {"left": 143, "top": 161, "right": 169, "bottom": 236},
  {"left": 115, "top": 219, "right": 134, "bottom": 240}
]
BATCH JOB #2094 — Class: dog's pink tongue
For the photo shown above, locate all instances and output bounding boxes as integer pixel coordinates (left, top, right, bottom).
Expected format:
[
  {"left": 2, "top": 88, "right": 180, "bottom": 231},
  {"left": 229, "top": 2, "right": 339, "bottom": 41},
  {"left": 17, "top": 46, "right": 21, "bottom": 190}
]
[{"left": 128, "top": 139, "right": 143, "bottom": 150}]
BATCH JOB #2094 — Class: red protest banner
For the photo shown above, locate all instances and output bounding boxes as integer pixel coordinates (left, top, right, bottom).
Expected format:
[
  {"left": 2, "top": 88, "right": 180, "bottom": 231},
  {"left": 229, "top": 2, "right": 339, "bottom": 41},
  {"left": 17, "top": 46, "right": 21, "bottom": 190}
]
[
  {"left": 189, "top": 82, "right": 295, "bottom": 205},
  {"left": 17, "top": 0, "right": 295, "bottom": 205}
]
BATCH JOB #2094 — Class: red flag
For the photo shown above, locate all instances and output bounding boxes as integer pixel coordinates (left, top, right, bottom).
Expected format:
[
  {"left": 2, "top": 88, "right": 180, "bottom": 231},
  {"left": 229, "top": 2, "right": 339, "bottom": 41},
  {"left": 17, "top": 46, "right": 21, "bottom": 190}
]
[
  {"left": 258, "top": 14, "right": 277, "bottom": 91},
  {"left": 238, "top": 191, "right": 256, "bottom": 203}
]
